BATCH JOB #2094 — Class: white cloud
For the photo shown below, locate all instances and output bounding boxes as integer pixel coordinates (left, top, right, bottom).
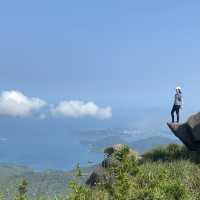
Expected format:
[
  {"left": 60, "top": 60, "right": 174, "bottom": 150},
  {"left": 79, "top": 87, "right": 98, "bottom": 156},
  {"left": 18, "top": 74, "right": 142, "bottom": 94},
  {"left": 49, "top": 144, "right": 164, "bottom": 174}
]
[
  {"left": 0, "top": 90, "right": 47, "bottom": 117},
  {"left": 0, "top": 90, "right": 112, "bottom": 120},
  {"left": 51, "top": 100, "right": 112, "bottom": 120}
]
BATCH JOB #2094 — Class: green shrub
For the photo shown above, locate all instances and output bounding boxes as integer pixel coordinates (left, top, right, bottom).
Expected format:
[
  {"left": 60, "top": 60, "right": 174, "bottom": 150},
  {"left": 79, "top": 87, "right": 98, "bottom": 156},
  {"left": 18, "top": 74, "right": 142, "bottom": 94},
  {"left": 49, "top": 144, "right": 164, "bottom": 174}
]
[
  {"left": 142, "top": 143, "right": 200, "bottom": 164},
  {"left": 15, "top": 179, "right": 28, "bottom": 200}
]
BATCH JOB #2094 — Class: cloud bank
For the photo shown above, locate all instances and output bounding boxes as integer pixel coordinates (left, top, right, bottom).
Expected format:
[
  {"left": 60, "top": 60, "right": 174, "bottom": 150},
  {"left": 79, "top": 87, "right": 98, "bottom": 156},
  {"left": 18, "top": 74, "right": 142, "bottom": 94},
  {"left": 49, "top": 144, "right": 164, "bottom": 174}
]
[
  {"left": 0, "top": 90, "right": 47, "bottom": 117},
  {"left": 0, "top": 90, "right": 112, "bottom": 120},
  {"left": 51, "top": 101, "right": 112, "bottom": 120}
]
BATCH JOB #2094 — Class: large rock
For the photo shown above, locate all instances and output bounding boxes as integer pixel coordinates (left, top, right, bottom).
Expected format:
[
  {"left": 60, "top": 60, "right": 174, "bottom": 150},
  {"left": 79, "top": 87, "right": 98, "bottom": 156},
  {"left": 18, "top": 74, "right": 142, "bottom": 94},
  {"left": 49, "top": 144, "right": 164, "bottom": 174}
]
[
  {"left": 86, "top": 144, "right": 139, "bottom": 186},
  {"left": 167, "top": 112, "right": 200, "bottom": 150},
  {"left": 85, "top": 165, "right": 112, "bottom": 186}
]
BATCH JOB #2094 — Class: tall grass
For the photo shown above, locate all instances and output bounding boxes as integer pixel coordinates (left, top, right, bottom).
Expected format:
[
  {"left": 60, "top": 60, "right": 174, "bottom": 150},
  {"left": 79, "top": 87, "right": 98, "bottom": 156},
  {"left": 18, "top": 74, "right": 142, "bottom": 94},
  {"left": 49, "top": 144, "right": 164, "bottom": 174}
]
[{"left": 142, "top": 143, "right": 200, "bottom": 163}]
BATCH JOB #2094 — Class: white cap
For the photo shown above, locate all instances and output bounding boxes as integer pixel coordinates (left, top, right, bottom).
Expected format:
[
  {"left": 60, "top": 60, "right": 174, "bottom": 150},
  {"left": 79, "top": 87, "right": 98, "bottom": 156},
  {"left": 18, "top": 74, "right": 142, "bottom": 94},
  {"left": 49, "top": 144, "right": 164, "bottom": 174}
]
[{"left": 176, "top": 86, "right": 181, "bottom": 90}]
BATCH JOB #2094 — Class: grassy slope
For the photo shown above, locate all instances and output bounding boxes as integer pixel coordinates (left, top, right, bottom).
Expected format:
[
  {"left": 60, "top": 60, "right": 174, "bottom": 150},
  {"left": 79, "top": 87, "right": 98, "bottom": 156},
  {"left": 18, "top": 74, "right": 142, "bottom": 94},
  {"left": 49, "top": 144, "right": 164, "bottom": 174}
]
[
  {"left": 1, "top": 144, "right": 200, "bottom": 200},
  {"left": 67, "top": 144, "right": 200, "bottom": 200}
]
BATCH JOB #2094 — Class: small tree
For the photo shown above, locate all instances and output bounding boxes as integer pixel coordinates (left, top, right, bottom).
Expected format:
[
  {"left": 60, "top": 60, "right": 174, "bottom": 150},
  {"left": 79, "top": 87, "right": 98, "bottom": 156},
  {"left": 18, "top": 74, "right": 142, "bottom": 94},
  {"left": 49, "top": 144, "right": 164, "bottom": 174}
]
[
  {"left": 106, "top": 145, "right": 139, "bottom": 200},
  {"left": 15, "top": 179, "right": 28, "bottom": 200},
  {"left": 67, "top": 164, "right": 92, "bottom": 200}
]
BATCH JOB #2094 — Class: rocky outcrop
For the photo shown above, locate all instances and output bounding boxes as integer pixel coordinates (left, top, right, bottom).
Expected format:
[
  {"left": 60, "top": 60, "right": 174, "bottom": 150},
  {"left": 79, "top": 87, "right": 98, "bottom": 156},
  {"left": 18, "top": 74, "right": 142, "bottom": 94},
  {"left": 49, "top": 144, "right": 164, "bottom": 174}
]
[
  {"left": 86, "top": 144, "right": 139, "bottom": 186},
  {"left": 167, "top": 112, "right": 200, "bottom": 151}
]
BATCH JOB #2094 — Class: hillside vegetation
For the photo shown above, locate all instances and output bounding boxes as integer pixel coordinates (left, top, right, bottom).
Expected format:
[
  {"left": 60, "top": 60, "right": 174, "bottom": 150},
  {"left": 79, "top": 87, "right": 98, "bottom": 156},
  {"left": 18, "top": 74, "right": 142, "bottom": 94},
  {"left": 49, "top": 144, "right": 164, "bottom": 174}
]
[
  {"left": 2, "top": 144, "right": 200, "bottom": 200},
  {"left": 0, "top": 165, "right": 93, "bottom": 199}
]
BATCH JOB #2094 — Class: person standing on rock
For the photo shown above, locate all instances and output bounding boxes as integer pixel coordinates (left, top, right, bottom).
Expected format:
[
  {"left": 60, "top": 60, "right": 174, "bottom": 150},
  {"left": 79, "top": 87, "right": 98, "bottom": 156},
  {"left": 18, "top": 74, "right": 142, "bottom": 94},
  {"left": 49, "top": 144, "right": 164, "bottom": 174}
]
[{"left": 171, "top": 86, "right": 183, "bottom": 123}]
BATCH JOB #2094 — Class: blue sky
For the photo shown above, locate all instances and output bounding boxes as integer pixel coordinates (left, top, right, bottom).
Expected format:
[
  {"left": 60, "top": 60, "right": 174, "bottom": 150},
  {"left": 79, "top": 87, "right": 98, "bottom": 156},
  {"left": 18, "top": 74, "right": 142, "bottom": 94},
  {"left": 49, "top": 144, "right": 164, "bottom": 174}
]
[{"left": 0, "top": 0, "right": 200, "bottom": 127}]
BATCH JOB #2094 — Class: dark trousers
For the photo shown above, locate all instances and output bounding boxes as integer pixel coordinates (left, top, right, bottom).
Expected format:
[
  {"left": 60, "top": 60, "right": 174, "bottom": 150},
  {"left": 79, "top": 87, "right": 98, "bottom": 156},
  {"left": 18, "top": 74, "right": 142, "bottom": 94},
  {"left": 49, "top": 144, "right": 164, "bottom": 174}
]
[{"left": 171, "top": 105, "right": 181, "bottom": 123}]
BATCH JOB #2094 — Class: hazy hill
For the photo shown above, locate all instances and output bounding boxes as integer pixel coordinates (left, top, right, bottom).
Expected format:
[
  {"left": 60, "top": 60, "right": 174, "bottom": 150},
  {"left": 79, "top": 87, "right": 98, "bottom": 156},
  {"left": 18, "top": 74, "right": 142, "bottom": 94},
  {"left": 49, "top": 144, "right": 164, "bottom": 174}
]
[
  {"left": 82, "top": 135, "right": 179, "bottom": 154},
  {"left": 0, "top": 164, "right": 94, "bottom": 199},
  {"left": 130, "top": 136, "right": 180, "bottom": 153}
]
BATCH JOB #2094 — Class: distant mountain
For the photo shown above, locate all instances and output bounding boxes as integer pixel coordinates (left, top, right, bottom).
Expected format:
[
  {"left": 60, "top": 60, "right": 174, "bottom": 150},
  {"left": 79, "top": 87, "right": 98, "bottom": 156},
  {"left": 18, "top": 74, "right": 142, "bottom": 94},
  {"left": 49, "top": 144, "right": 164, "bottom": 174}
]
[
  {"left": 129, "top": 136, "right": 180, "bottom": 153},
  {"left": 0, "top": 164, "right": 94, "bottom": 199},
  {"left": 81, "top": 135, "right": 179, "bottom": 154},
  {"left": 81, "top": 135, "right": 128, "bottom": 152}
]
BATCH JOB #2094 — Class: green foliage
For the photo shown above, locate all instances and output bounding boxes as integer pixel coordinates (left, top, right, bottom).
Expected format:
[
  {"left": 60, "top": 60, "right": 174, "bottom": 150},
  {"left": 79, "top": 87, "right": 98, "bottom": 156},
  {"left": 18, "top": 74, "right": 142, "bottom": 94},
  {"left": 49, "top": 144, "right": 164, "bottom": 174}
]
[
  {"left": 67, "top": 144, "right": 200, "bottom": 200},
  {"left": 15, "top": 179, "right": 28, "bottom": 200},
  {"left": 142, "top": 143, "right": 200, "bottom": 163},
  {"left": 3, "top": 144, "right": 200, "bottom": 200},
  {"left": 66, "top": 165, "right": 108, "bottom": 200},
  {"left": 67, "top": 180, "right": 91, "bottom": 200},
  {"left": 0, "top": 193, "right": 4, "bottom": 200},
  {"left": 133, "top": 161, "right": 193, "bottom": 200},
  {"left": 104, "top": 147, "right": 114, "bottom": 156},
  {"left": 112, "top": 145, "right": 130, "bottom": 162},
  {"left": 0, "top": 164, "right": 93, "bottom": 199},
  {"left": 107, "top": 146, "right": 138, "bottom": 200},
  {"left": 75, "top": 164, "right": 82, "bottom": 177}
]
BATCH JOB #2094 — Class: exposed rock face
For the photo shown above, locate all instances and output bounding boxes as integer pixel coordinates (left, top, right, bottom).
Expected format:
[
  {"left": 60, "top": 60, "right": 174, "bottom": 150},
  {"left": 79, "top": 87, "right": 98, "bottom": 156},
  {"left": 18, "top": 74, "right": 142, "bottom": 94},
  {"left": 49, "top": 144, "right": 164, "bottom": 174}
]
[
  {"left": 86, "top": 144, "right": 139, "bottom": 186},
  {"left": 85, "top": 165, "right": 111, "bottom": 186},
  {"left": 167, "top": 112, "right": 200, "bottom": 151}
]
